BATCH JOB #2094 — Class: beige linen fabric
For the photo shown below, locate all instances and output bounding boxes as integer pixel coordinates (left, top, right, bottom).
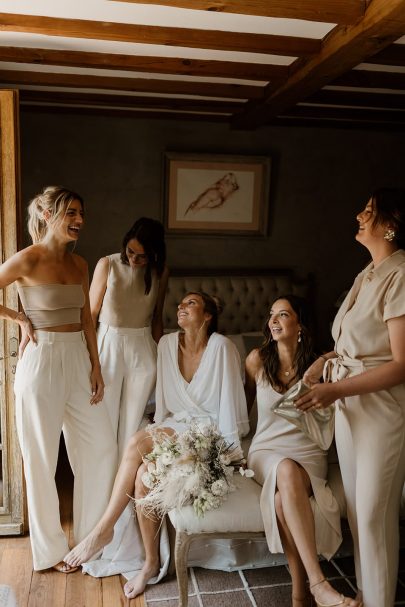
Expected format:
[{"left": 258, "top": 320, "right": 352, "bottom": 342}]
[
  {"left": 98, "top": 253, "right": 158, "bottom": 329},
  {"left": 331, "top": 249, "right": 405, "bottom": 607}
]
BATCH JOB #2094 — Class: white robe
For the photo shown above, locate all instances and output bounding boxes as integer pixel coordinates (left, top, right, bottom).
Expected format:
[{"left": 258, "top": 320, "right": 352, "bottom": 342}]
[{"left": 83, "top": 331, "right": 249, "bottom": 580}]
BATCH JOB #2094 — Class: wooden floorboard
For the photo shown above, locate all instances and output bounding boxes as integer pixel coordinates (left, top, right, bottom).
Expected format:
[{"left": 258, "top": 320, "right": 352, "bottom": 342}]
[{"left": 0, "top": 443, "right": 146, "bottom": 606}]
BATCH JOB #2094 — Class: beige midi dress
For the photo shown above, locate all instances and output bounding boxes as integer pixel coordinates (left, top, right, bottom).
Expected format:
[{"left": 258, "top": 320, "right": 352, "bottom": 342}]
[{"left": 248, "top": 377, "right": 342, "bottom": 560}]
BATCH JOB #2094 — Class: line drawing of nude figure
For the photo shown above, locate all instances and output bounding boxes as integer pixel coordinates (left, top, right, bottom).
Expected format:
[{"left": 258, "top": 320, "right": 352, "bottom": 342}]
[{"left": 184, "top": 172, "right": 239, "bottom": 215}]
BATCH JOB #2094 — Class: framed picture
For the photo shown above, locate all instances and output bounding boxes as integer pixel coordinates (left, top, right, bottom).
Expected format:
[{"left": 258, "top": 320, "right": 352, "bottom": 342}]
[{"left": 164, "top": 152, "right": 271, "bottom": 236}]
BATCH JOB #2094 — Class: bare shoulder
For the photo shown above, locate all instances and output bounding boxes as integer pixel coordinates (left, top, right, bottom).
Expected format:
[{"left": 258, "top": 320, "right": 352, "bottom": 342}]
[
  {"left": 71, "top": 253, "right": 88, "bottom": 275},
  {"left": 245, "top": 348, "right": 262, "bottom": 374},
  {"left": 12, "top": 245, "right": 41, "bottom": 274}
]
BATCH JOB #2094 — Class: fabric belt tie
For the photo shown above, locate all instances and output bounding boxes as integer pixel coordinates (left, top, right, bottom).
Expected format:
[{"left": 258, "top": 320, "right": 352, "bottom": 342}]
[{"left": 324, "top": 355, "right": 386, "bottom": 410}]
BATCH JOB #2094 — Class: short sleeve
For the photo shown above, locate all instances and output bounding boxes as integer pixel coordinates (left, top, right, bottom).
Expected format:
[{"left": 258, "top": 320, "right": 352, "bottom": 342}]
[{"left": 383, "top": 269, "right": 405, "bottom": 321}]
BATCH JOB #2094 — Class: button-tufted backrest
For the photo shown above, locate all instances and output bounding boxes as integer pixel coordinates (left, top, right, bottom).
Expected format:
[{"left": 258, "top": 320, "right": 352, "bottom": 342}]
[{"left": 163, "top": 270, "right": 311, "bottom": 334}]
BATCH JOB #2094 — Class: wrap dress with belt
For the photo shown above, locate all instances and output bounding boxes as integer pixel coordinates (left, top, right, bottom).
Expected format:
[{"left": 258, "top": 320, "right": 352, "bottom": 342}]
[{"left": 330, "top": 248, "right": 405, "bottom": 607}]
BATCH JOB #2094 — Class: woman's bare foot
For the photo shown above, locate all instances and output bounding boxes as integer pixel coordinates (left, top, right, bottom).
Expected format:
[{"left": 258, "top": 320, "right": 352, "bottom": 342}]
[
  {"left": 52, "top": 561, "right": 79, "bottom": 574},
  {"left": 63, "top": 524, "right": 114, "bottom": 567},
  {"left": 310, "top": 578, "right": 361, "bottom": 606},
  {"left": 123, "top": 561, "right": 160, "bottom": 599}
]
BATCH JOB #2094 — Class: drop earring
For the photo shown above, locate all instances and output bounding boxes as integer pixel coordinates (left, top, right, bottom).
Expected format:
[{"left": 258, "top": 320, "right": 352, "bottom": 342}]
[
  {"left": 298, "top": 331, "right": 301, "bottom": 343},
  {"left": 384, "top": 228, "right": 396, "bottom": 242}
]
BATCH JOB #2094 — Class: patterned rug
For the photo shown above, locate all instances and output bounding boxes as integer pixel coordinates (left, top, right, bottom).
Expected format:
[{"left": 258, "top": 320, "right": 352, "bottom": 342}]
[{"left": 144, "top": 551, "right": 405, "bottom": 607}]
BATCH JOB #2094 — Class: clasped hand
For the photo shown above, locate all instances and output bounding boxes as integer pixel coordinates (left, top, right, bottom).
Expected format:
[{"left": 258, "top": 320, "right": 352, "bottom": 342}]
[{"left": 295, "top": 357, "right": 338, "bottom": 412}]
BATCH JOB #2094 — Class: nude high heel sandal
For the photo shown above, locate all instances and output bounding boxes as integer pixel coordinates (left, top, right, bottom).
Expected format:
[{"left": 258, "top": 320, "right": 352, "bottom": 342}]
[{"left": 309, "top": 579, "right": 346, "bottom": 607}]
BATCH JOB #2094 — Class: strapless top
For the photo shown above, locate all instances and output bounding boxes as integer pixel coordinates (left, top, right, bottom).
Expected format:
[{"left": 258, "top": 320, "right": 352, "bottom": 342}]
[{"left": 17, "top": 283, "right": 85, "bottom": 329}]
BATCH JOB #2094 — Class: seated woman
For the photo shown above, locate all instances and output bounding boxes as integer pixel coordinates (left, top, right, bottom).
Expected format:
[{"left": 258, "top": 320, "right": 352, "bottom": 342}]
[
  {"left": 246, "top": 295, "right": 361, "bottom": 607},
  {"left": 64, "top": 291, "right": 249, "bottom": 598}
]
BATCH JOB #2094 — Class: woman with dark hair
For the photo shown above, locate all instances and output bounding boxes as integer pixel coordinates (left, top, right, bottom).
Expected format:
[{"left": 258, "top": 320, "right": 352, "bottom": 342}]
[
  {"left": 65, "top": 291, "right": 249, "bottom": 597},
  {"left": 246, "top": 295, "right": 360, "bottom": 607},
  {"left": 90, "top": 217, "right": 168, "bottom": 456},
  {"left": 0, "top": 186, "right": 116, "bottom": 573},
  {"left": 296, "top": 189, "right": 405, "bottom": 607}
]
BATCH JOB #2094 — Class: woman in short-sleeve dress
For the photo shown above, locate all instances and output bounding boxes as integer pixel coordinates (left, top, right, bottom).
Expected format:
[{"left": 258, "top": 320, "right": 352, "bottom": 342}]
[
  {"left": 246, "top": 295, "right": 358, "bottom": 607},
  {"left": 297, "top": 189, "right": 405, "bottom": 607}
]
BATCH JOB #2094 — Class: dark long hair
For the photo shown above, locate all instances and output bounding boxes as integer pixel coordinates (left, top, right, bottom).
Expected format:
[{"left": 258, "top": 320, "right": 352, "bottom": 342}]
[
  {"left": 371, "top": 188, "right": 405, "bottom": 249},
  {"left": 183, "top": 291, "right": 219, "bottom": 336},
  {"left": 120, "top": 217, "right": 166, "bottom": 294},
  {"left": 259, "top": 294, "right": 315, "bottom": 392}
]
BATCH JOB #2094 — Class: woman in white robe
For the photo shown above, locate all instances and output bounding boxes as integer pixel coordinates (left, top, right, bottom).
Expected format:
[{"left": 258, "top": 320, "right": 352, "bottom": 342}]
[
  {"left": 64, "top": 291, "right": 249, "bottom": 598},
  {"left": 246, "top": 295, "right": 360, "bottom": 607}
]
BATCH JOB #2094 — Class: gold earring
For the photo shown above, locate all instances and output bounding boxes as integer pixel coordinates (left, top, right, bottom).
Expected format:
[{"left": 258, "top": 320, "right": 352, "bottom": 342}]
[
  {"left": 298, "top": 331, "right": 302, "bottom": 343},
  {"left": 384, "top": 228, "right": 396, "bottom": 242}
]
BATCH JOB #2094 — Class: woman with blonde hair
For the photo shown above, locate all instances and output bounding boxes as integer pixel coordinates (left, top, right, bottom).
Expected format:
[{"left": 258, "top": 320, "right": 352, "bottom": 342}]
[{"left": 0, "top": 186, "right": 117, "bottom": 573}]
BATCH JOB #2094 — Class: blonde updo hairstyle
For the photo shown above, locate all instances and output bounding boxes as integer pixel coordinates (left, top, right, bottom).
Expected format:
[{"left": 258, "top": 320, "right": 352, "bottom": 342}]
[{"left": 28, "top": 186, "right": 84, "bottom": 244}]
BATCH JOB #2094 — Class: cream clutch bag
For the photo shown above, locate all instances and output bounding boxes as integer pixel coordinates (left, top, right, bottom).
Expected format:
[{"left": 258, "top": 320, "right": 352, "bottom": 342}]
[{"left": 270, "top": 380, "right": 335, "bottom": 450}]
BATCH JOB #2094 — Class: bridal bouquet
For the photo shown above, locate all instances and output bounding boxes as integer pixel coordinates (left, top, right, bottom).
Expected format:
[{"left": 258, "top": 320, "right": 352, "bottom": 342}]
[{"left": 136, "top": 423, "right": 253, "bottom": 517}]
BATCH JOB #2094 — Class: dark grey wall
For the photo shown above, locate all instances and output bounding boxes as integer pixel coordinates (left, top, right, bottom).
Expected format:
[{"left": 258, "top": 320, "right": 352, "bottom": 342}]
[{"left": 20, "top": 109, "right": 405, "bottom": 347}]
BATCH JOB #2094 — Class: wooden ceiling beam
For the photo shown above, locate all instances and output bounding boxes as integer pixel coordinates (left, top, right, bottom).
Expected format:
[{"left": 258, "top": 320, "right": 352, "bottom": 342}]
[
  {"left": 365, "top": 43, "right": 405, "bottom": 66},
  {"left": 18, "top": 89, "right": 243, "bottom": 113},
  {"left": 306, "top": 88, "right": 405, "bottom": 110},
  {"left": 286, "top": 104, "right": 405, "bottom": 124},
  {"left": 0, "top": 13, "right": 319, "bottom": 57},
  {"left": 332, "top": 69, "right": 405, "bottom": 90},
  {"left": 0, "top": 68, "right": 265, "bottom": 99},
  {"left": 110, "top": 0, "right": 366, "bottom": 25},
  {"left": 0, "top": 46, "right": 288, "bottom": 82},
  {"left": 233, "top": 0, "right": 405, "bottom": 128},
  {"left": 20, "top": 103, "right": 230, "bottom": 123}
]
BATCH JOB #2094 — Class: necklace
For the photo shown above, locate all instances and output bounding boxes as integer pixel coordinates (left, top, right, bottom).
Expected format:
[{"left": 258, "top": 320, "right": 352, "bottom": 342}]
[{"left": 281, "top": 366, "right": 294, "bottom": 377}]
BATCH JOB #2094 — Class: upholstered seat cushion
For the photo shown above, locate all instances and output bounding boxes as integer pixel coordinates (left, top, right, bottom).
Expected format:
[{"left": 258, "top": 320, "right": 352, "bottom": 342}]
[{"left": 168, "top": 474, "right": 264, "bottom": 534}]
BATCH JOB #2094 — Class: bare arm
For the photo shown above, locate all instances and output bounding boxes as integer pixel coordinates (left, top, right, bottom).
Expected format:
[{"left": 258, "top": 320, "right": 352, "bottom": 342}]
[
  {"left": 244, "top": 348, "right": 261, "bottom": 414},
  {"left": 151, "top": 265, "right": 169, "bottom": 343},
  {"left": 76, "top": 255, "right": 104, "bottom": 405},
  {"left": 0, "top": 248, "right": 37, "bottom": 344},
  {"left": 302, "top": 351, "right": 335, "bottom": 386},
  {"left": 89, "top": 257, "right": 109, "bottom": 329},
  {"left": 296, "top": 316, "right": 405, "bottom": 411}
]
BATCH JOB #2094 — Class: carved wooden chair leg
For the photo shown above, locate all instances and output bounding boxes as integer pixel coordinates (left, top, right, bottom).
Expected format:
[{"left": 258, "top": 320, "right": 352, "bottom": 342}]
[{"left": 175, "top": 531, "right": 193, "bottom": 607}]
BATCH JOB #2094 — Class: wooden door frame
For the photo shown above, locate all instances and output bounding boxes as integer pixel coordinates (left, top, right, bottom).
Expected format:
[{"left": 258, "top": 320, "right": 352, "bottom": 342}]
[{"left": 0, "top": 89, "right": 25, "bottom": 534}]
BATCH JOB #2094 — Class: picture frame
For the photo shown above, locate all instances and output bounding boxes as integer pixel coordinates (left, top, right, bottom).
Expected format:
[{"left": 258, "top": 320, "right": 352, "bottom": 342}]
[{"left": 164, "top": 152, "right": 271, "bottom": 236}]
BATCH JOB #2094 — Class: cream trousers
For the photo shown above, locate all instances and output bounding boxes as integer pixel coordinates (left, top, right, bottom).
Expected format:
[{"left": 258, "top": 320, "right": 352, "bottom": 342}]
[
  {"left": 335, "top": 387, "right": 405, "bottom": 607},
  {"left": 97, "top": 324, "right": 157, "bottom": 458},
  {"left": 14, "top": 331, "right": 117, "bottom": 571}
]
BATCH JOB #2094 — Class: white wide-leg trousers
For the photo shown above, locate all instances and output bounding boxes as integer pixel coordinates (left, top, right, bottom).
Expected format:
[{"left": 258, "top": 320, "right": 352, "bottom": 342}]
[
  {"left": 335, "top": 390, "right": 405, "bottom": 607},
  {"left": 97, "top": 324, "right": 157, "bottom": 458},
  {"left": 14, "top": 331, "right": 117, "bottom": 571}
]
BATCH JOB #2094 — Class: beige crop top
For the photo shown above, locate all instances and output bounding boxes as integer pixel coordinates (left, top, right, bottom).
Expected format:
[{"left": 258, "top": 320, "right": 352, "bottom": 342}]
[
  {"left": 17, "top": 284, "right": 85, "bottom": 329},
  {"left": 98, "top": 253, "right": 159, "bottom": 328}
]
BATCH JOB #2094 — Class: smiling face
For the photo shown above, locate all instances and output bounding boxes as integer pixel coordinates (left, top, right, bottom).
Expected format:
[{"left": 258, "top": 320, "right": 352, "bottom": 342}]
[
  {"left": 126, "top": 238, "right": 148, "bottom": 269},
  {"left": 355, "top": 197, "right": 387, "bottom": 247},
  {"left": 268, "top": 298, "right": 301, "bottom": 345},
  {"left": 177, "top": 293, "right": 212, "bottom": 331},
  {"left": 52, "top": 198, "right": 84, "bottom": 242}
]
